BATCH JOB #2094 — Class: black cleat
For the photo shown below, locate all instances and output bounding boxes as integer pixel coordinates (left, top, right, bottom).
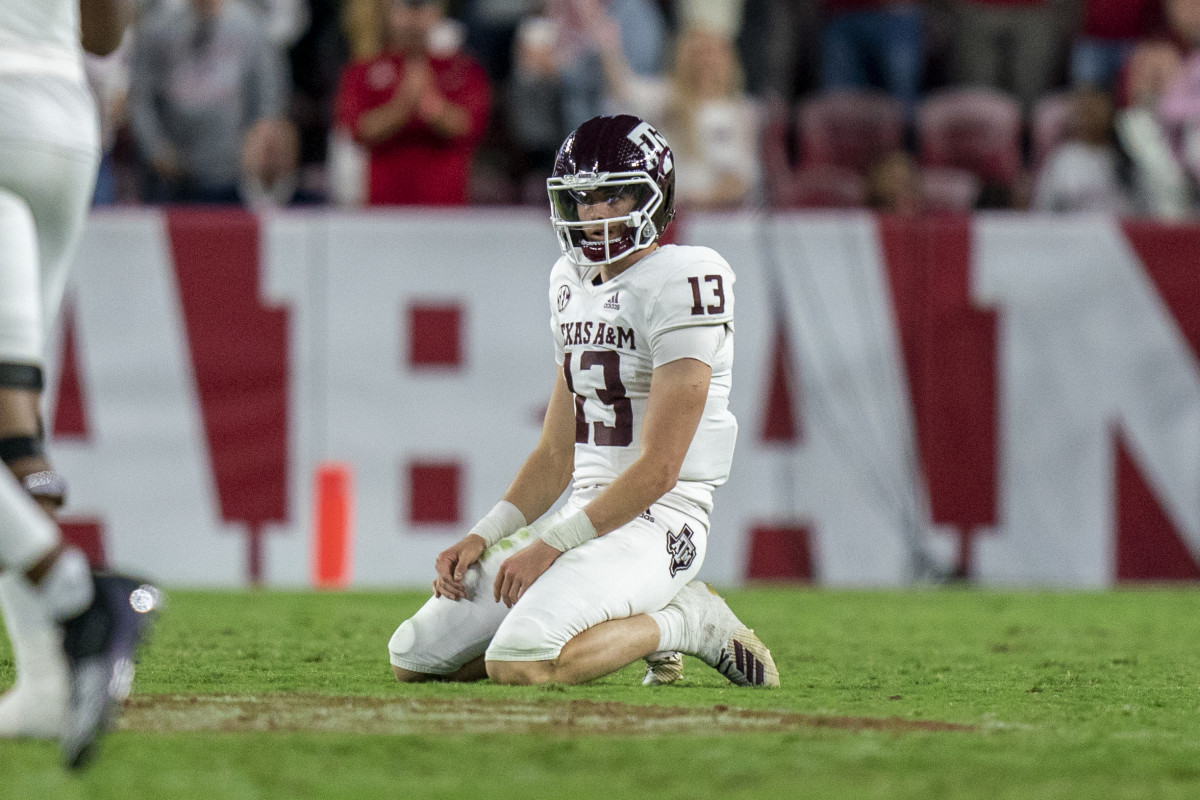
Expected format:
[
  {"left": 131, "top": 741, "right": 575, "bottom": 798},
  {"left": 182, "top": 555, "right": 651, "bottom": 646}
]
[{"left": 59, "top": 574, "right": 161, "bottom": 769}]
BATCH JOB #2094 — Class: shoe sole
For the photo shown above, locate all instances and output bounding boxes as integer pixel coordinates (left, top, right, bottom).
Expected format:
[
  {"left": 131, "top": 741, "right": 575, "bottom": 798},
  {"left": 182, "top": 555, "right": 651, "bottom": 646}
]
[
  {"left": 714, "top": 626, "right": 780, "bottom": 688},
  {"left": 61, "top": 575, "right": 160, "bottom": 769}
]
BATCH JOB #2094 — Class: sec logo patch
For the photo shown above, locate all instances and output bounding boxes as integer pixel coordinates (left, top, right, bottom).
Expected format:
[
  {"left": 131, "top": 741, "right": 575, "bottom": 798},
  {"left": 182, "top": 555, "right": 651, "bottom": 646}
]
[{"left": 557, "top": 285, "right": 571, "bottom": 311}]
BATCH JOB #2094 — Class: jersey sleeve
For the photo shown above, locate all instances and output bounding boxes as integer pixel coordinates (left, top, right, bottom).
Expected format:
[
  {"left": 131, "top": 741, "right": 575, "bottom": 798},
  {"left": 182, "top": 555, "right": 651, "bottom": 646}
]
[
  {"left": 647, "top": 257, "right": 735, "bottom": 368},
  {"left": 551, "top": 314, "right": 565, "bottom": 365},
  {"left": 652, "top": 324, "right": 727, "bottom": 368}
]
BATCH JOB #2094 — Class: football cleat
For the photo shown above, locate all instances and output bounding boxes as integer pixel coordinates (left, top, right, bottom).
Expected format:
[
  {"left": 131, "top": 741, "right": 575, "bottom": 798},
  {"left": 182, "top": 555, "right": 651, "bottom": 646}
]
[
  {"left": 60, "top": 574, "right": 161, "bottom": 769},
  {"left": 669, "top": 582, "right": 779, "bottom": 688},
  {"left": 641, "top": 651, "right": 684, "bottom": 686}
]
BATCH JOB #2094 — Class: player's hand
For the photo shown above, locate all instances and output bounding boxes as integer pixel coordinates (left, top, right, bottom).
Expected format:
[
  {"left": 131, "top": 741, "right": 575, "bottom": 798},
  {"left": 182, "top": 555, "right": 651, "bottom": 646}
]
[
  {"left": 432, "top": 534, "right": 487, "bottom": 600},
  {"left": 493, "top": 539, "right": 561, "bottom": 608}
]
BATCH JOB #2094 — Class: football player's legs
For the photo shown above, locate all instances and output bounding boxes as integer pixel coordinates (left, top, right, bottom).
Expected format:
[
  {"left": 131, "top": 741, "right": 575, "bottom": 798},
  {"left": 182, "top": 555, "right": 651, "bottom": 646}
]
[
  {"left": 388, "top": 526, "right": 543, "bottom": 681},
  {"left": 0, "top": 141, "right": 96, "bottom": 514},
  {"left": 0, "top": 181, "right": 53, "bottom": 504},
  {"left": 485, "top": 508, "right": 707, "bottom": 685},
  {"left": 0, "top": 467, "right": 69, "bottom": 737}
]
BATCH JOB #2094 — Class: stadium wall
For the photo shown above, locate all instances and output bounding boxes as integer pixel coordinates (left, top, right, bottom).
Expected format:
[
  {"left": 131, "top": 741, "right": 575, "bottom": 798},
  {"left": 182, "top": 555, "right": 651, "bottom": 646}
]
[{"left": 43, "top": 209, "right": 1200, "bottom": 587}]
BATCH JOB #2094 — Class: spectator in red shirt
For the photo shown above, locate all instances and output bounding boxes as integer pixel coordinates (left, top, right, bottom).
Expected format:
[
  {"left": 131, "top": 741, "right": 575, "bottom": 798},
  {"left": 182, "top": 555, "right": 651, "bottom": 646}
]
[{"left": 334, "top": 0, "right": 490, "bottom": 206}]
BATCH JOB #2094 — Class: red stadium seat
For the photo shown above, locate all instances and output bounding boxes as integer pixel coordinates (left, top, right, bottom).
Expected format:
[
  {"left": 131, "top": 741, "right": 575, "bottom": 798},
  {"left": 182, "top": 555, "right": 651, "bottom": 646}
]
[
  {"left": 1031, "top": 91, "right": 1073, "bottom": 170},
  {"left": 798, "top": 90, "right": 906, "bottom": 173},
  {"left": 920, "top": 166, "right": 981, "bottom": 212},
  {"left": 917, "top": 88, "right": 1023, "bottom": 187}
]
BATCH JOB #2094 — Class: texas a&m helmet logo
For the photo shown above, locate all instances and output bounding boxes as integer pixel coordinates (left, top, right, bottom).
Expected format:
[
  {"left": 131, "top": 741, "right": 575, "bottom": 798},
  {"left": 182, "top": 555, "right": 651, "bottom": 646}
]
[{"left": 627, "top": 121, "right": 673, "bottom": 174}]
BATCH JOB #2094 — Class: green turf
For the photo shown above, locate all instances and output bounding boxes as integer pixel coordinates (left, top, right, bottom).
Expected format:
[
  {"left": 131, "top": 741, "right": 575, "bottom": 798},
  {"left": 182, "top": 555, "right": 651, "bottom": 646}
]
[{"left": 3, "top": 587, "right": 1200, "bottom": 799}]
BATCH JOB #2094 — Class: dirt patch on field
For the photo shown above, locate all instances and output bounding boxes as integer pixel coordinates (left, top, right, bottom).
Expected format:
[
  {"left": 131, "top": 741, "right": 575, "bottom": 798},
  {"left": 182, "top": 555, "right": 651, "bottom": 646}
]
[{"left": 120, "top": 695, "right": 974, "bottom": 736}]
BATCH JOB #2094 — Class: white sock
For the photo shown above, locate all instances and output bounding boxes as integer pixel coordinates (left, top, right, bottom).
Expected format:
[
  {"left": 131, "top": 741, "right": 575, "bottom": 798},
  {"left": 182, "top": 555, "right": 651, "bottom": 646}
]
[
  {"left": 0, "top": 572, "right": 68, "bottom": 737},
  {"left": 649, "top": 605, "right": 686, "bottom": 653},
  {"left": 34, "top": 546, "right": 93, "bottom": 621}
]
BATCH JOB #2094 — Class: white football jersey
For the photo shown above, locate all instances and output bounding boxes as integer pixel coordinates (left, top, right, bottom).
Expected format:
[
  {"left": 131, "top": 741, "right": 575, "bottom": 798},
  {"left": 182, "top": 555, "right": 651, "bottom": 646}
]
[
  {"left": 550, "top": 244, "right": 737, "bottom": 518},
  {"left": 0, "top": 0, "right": 85, "bottom": 81}
]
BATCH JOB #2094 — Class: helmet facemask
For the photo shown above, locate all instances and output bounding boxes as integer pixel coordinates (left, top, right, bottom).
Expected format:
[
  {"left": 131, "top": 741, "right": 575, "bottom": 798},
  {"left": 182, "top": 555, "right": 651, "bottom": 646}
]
[{"left": 547, "top": 171, "right": 664, "bottom": 266}]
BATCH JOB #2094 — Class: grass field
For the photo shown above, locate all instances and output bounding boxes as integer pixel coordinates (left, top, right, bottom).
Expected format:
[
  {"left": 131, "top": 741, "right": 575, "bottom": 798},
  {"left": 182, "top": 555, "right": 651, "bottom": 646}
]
[{"left": 2, "top": 586, "right": 1200, "bottom": 799}]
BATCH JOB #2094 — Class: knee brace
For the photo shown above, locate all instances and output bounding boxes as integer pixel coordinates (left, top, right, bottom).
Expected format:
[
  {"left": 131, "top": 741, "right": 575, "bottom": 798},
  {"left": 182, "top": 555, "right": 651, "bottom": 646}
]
[
  {"left": 387, "top": 616, "right": 469, "bottom": 675},
  {"left": 486, "top": 612, "right": 559, "bottom": 662}
]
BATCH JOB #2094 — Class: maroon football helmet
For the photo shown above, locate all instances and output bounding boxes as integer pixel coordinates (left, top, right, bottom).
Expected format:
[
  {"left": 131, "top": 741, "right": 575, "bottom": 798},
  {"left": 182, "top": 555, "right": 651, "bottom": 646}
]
[{"left": 547, "top": 115, "right": 676, "bottom": 266}]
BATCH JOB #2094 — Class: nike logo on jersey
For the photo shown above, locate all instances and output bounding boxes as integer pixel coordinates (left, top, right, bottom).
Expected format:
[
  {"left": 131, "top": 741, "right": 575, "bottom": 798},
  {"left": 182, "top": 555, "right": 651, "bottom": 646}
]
[{"left": 561, "top": 321, "right": 636, "bottom": 350}]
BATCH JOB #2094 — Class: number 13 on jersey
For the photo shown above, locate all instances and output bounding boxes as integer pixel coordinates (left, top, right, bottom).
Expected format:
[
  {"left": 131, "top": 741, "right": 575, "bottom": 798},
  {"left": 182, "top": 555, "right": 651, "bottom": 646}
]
[
  {"left": 563, "top": 350, "right": 633, "bottom": 447},
  {"left": 688, "top": 275, "right": 725, "bottom": 316}
]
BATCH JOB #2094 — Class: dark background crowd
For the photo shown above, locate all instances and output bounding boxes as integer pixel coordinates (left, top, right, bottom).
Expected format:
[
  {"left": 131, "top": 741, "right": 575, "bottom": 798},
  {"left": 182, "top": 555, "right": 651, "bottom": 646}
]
[{"left": 87, "top": 0, "right": 1200, "bottom": 219}]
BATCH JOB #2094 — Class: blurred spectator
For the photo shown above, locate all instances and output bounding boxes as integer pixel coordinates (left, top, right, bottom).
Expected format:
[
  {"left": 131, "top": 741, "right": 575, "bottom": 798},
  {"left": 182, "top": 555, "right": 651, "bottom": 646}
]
[
  {"left": 137, "top": 0, "right": 311, "bottom": 48},
  {"left": 738, "top": 0, "right": 818, "bottom": 100},
  {"left": 128, "top": 0, "right": 292, "bottom": 204},
  {"left": 240, "top": 117, "right": 304, "bottom": 208},
  {"left": 243, "top": 0, "right": 311, "bottom": 48},
  {"left": 952, "top": 0, "right": 1059, "bottom": 112},
  {"left": 334, "top": 0, "right": 491, "bottom": 206},
  {"left": 1153, "top": 23, "right": 1200, "bottom": 206},
  {"left": 287, "top": 0, "right": 348, "bottom": 197},
  {"left": 1165, "top": 0, "right": 1200, "bottom": 48},
  {"left": 507, "top": 17, "right": 568, "bottom": 196},
  {"left": 818, "top": 1, "right": 925, "bottom": 117},
  {"left": 865, "top": 150, "right": 925, "bottom": 215},
  {"left": 1071, "top": 0, "right": 1162, "bottom": 90},
  {"left": 548, "top": 0, "right": 669, "bottom": 128},
  {"left": 1116, "top": 40, "right": 1191, "bottom": 218},
  {"left": 585, "top": 3, "right": 760, "bottom": 208},
  {"left": 1032, "top": 86, "right": 1131, "bottom": 213},
  {"left": 461, "top": 0, "right": 543, "bottom": 81},
  {"left": 85, "top": 34, "right": 131, "bottom": 206}
]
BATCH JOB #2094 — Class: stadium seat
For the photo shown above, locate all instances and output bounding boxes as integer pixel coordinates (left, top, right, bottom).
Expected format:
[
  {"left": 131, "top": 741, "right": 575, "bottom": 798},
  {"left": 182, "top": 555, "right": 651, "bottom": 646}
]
[
  {"left": 920, "top": 166, "right": 981, "bottom": 212},
  {"left": 1031, "top": 91, "right": 1073, "bottom": 170},
  {"left": 797, "top": 89, "right": 906, "bottom": 173},
  {"left": 786, "top": 164, "right": 866, "bottom": 208},
  {"left": 917, "top": 88, "right": 1023, "bottom": 187}
]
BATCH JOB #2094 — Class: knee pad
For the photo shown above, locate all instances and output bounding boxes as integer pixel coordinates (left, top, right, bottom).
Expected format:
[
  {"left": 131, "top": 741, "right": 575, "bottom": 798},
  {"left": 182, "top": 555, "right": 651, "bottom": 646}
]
[
  {"left": 387, "top": 619, "right": 420, "bottom": 663},
  {"left": 387, "top": 605, "right": 492, "bottom": 676},
  {"left": 486, "top": 612, "right": 560, "bottom": 662}
]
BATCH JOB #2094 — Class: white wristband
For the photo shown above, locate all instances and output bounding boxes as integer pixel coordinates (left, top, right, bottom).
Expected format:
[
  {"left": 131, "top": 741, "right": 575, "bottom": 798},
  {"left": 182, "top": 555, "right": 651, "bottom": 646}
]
[
  {"left": 539, "top": 510, "right": 598, "bottom": 553},
  {"left": 469, "top": 501, "right": 527, "bottom": 548}
]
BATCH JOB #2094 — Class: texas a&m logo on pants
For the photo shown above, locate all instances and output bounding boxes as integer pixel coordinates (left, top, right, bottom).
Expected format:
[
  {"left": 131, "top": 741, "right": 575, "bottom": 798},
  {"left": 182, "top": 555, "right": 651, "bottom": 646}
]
[{"left": 667, "top": 525, "right": 697, "bottom": 577}]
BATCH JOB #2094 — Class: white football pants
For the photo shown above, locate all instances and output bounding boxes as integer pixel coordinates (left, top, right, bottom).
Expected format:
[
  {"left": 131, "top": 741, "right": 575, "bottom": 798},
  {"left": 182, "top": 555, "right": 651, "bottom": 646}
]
[
  {"left": 389, "top": 488, "right": 708, "bottom": 674},
  {"left": 0, "top": 73, "right": 98, "bottom": 364}
]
